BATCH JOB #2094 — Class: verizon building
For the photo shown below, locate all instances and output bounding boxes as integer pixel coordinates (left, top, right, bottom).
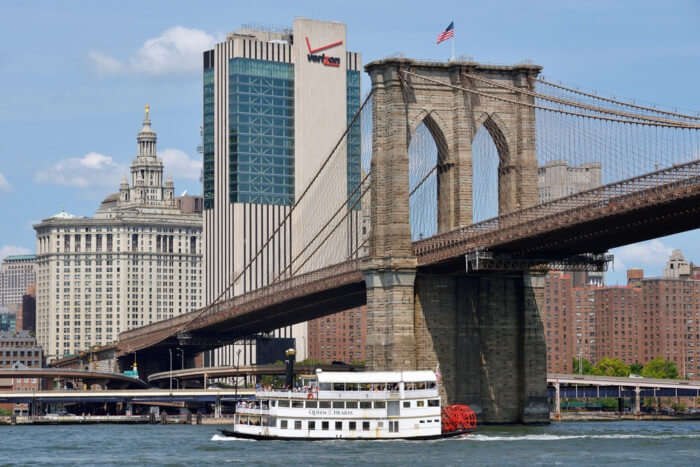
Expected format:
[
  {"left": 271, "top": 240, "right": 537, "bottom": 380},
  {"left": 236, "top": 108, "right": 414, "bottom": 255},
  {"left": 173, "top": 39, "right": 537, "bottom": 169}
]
[{"left": 202, "top": 18, "right": 362, "bottom": 365}]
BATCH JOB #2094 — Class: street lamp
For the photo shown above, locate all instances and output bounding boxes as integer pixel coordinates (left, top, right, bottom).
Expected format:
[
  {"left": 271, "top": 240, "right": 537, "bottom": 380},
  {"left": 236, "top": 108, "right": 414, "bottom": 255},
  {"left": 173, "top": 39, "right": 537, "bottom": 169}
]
[{"left": 168, "top": 349, "right": 173, "bottom": 391}]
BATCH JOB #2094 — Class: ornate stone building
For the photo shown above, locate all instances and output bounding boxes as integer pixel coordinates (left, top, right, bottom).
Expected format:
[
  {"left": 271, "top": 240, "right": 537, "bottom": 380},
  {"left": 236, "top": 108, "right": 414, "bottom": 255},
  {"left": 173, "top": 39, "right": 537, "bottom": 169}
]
[{"left": 34, "top": 109, "right": 203, "bottom": 361}]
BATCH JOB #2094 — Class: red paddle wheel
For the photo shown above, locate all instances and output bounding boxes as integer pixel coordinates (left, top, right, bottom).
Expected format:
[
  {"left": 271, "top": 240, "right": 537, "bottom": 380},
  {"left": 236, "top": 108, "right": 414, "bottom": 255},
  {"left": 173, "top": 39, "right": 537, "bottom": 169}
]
[{"left": 441, "top": 405, "right": 477, "bottom": 433}]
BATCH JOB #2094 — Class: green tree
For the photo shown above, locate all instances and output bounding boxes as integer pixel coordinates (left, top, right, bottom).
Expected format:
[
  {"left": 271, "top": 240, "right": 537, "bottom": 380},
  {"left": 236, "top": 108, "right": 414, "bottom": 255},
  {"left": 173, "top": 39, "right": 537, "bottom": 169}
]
[
  {"left": 595, "top": 357, "right": 631, "bottom": 377},
  {"left": 642, "top": 356, "right": 679, "bottom": 379},
  {"left": 0, "top": 407, "right": 11, "bottom": 416},
  {"left": 630, "top": 362, "right": 643, "bottom": 375}
]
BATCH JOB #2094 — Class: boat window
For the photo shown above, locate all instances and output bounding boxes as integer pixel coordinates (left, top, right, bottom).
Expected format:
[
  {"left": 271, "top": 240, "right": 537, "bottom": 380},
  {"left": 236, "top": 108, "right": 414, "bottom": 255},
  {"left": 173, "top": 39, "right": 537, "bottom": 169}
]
[
  {"left": 345, "top": 401, "right": 358, "bottom": 409},
  {"left": 308, "top": 421, "right": 315, "bottom": 430},
  {"left": 359, "top": 401, "right": 372, "bottom": 409},
  {"left": 417, "top": 382, "right": 426, "bottom": 390},
  {"left": 305, "top": 401, "right": 317, "bottom": 408},
  {"left": 405, "top": 382, "right": 414, "bottom": 390},
  {"left": 428, "top": 399, "right": 440, "bottom": 407},
  {"left": 294, "top": 420, "right": 302, "bottom": 430},
  {"left": 429, "top": 382, "right": 437, "bottom": 389},
  {"left": 267, "top": 418, "right": 277, "bottom": 427},
  {"left": 333, "top": 383, "right": 345, "bottom": 391},
  {"left": 362, "top": 421, "right": 370, "bottom": 431},
  {"left": 335, "top": 421, "right": 342, "bottom": 430},
  {"left": 270, "top": 400, "right": 276, "bottom": 407},
  {"left": 346, "top": 383, "right": 359, "bottom": 391},
  {"left": 434, "top": 419, "right": 439, "bottom": 423},
  {"left": 280, "top": 420, "right": 288, "bottom": 429},
  {"left": 403, "top": 401, "right": 410, "bottom": 408},
  {"left": 349, "top": 421, "right": 356, "bottom": 430},
  {"left": 420, "top": 419, "right": 425, "bottom": 423},
  {"left": 292, "top": 401, "right": 303, "bottom": 408},
  {"left": 377, "top": 422, "right": 383, "bottom": 427},
  {"left": 250, "top": 417, "right": 260, "bottom": 426},
  {"left": 322, "top": 421, "right": 329, "bottom": 431},
  {"left": 319, "top": 383, "right": 332, "bottom": 391},
  {"left": 319, "top": 401, "right": 331, "bottom": 409},
  {"left": 417, "top": 401, "right": 425, "bottom": 407},
  {"left": 332, "top": 401, "right": 344, "bottom": 409},
  {"left": 374, "top": 401, "right": 386, "bottom": 409},
  {"left": 278, "top": 400, "right": 290, "bottom": 408}
]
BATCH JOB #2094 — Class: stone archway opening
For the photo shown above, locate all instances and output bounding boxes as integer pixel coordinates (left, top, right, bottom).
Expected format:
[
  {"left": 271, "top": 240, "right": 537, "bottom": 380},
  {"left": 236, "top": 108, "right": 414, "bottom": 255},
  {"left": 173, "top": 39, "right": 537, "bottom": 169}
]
[
  {"left": 408, "top": 114, "right": 450, "bottom": 241},
  {"left": 472, "top": 116, "right": 511, "bottom": 223}
]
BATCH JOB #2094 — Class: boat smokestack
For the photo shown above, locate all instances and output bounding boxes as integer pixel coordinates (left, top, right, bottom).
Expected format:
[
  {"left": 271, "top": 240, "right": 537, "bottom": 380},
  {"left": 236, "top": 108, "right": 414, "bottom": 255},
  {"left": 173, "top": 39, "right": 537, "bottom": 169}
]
[{"left": 285, "top": 348, "right": 296, "bottom": 389}]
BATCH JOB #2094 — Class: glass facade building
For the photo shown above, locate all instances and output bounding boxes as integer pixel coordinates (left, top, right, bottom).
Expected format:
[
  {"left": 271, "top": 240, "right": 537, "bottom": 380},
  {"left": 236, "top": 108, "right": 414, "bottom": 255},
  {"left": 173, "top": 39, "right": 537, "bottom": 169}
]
[
  {"left": 228, "top": 58, "right": 295, "bottom": 206},
  {"left": 346, "top": 70, "right": 362, "bottom": 208},
  {"left": 203, "top": 64, "right": 215, "bottom": 210}
]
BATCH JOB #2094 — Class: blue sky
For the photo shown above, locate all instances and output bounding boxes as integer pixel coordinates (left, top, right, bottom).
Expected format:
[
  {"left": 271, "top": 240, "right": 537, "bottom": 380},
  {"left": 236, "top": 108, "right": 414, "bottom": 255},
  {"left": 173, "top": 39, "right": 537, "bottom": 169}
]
[{"left": 0, "top": 0, "right": 698, "bottom": 284}]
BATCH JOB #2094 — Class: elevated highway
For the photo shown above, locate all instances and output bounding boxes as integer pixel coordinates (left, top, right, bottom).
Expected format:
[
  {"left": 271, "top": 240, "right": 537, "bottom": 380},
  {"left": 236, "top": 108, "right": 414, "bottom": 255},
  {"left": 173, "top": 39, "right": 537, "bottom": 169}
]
[
  {"left": 0, "top": 368, "right": 147, "bottom": 389},
  {"left": 0, "top": 388, "right": 255, "bottom": 404},
  {"left": 148, "top": 363, "right": 364, "bottom": 387}
]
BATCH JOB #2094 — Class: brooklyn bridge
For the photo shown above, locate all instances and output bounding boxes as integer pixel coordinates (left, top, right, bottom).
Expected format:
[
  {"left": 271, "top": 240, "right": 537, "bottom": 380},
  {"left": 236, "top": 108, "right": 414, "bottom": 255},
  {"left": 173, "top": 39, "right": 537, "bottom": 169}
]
[{"left": 108, "top": 58, "right": 699, "bottom": 424}]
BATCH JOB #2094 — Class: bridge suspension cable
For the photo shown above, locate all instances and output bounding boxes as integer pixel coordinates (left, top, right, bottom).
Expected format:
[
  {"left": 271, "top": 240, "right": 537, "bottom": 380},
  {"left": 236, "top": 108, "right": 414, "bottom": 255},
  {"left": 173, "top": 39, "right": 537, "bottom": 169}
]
[
  {"left": 463, "top": 72, "right": 696, "bottom": 126},
  {"left": 403, "top": 70, "right": 700, "bottom": 129},
  {"left": 534, "top": 77, "right": 700, "bottom": 121},
  {"left": 178, "top": 92, "right": 374, "bottom": 333}
]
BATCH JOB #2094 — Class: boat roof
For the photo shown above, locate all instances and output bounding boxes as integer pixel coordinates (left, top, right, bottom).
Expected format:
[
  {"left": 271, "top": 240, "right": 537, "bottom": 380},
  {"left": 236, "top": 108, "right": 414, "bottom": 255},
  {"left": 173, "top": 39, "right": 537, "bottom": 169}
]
[{"left": 316, "top": 371, "right": 436, "bottom": 384}]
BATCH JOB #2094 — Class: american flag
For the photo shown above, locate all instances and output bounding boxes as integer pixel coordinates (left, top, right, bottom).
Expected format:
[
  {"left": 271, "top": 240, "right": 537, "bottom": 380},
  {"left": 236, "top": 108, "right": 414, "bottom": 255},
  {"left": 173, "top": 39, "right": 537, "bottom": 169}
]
[{"left": 437, "top": 22, "right": 454, "bottom": 44}]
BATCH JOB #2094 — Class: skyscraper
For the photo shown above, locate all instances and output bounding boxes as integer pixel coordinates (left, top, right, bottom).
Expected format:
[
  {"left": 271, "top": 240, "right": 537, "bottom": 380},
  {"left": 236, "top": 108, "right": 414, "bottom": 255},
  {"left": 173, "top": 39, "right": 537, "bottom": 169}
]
[
  {"left": 202, "top": 19, "right": 362, "bottom": 365},
  {"left": 0, "top": 255, "right": 36, "bottom": 306}
]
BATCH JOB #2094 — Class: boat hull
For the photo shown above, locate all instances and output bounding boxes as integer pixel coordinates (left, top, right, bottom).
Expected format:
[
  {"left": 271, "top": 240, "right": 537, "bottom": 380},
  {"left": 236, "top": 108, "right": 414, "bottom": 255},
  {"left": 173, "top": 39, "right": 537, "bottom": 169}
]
[{"left": 217, "top": 428, "right": 473, "bottom": 441}]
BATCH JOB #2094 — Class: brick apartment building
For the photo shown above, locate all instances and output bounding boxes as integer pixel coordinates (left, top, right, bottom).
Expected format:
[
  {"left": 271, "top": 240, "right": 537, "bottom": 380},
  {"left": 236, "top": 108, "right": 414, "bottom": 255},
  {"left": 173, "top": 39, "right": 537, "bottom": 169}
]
[
  {"left": 0, "top": 331, "right": 44, "bottom": 415},
  {"left": 307, "top": 305, "right": 366, "bottom": 363},
  {"left": 545, "top": 250, "right": 700, "bottom": 378}
]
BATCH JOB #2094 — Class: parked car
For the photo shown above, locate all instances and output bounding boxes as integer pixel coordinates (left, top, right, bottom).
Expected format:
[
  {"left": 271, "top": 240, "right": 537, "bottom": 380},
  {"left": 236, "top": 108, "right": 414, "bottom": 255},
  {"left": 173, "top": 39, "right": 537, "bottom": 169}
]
[{"left": 628, "top": 374, "right": 644, "bottom": 379}]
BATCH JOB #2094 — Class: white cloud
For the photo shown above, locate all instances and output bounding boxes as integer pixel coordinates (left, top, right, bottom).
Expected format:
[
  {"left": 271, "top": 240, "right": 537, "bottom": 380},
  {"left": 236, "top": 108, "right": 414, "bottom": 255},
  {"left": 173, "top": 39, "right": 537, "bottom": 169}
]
[
  {"left": 160, "top": 148, "right": 201, "bottom": 180},
  {"left": 87, "top": 50, "right": 126, "bottom": 77},
  {"left": 0, "top": 245, "right": 32, "bottom": 261},
  {"left": 611, "top": 239, "right": 673, "bottom": 272},
  {"left": 35, "top": 152, "right": 125, "bottom": 189},
  {"left": 0, "top": 172, "right": 11, "bottom": 191},
  {"left": 88, "top": 26, "right": 218, "bottom": 77}
]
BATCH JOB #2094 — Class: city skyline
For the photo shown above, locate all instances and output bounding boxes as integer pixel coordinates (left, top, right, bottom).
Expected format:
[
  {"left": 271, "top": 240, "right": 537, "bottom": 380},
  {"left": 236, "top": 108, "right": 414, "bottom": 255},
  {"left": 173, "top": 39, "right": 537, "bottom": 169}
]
[{"left": 1, "top": 1, "right": 699, "bottom": 286}]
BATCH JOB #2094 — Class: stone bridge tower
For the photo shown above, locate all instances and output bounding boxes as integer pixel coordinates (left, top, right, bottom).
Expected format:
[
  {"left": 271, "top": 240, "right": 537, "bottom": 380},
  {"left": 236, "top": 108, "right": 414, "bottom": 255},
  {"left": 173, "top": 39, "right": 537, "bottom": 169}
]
[{"left": 362, "top": 58, "right": 548, "bottom": 424}]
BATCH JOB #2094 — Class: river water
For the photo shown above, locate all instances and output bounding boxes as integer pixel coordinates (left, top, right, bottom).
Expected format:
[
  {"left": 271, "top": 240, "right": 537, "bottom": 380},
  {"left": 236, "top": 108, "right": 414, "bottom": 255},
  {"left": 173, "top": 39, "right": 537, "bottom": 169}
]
[{"left": 1, "top": 421, "right": 698, "bottom": 465}]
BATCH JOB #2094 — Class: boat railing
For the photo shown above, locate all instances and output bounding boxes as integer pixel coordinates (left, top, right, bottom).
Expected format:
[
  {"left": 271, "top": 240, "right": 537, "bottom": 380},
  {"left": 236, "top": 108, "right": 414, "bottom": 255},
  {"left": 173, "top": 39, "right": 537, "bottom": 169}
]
[
  {"left": 255, "top": 388, "right": 439, "bottom": 400},
  {"left": 236, "top": 406, "right": 269, "bottom": 415}
]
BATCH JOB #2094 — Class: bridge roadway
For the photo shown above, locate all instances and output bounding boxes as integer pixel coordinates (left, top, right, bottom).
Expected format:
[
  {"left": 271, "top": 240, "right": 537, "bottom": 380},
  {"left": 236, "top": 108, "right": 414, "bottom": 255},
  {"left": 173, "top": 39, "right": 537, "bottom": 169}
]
[
  {"left": 147, "top": 363, "right": 363, "bottom": 387},
  {"left": 0, "top": 368, "right": 147, "bottom": 389},
  {"left": 119, "top": 160, "right": 700, "bottom": 355},
  {"left": 548, "top": 373, "right": 700, "bottom": 398}
]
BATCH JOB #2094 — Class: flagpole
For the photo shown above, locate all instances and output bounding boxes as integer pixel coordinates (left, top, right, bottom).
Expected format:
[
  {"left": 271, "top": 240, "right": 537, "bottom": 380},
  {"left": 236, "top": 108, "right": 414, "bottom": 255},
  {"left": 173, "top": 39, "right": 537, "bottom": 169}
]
[{"left": 451, "top": 25, "right": 455, "bottom": 61}]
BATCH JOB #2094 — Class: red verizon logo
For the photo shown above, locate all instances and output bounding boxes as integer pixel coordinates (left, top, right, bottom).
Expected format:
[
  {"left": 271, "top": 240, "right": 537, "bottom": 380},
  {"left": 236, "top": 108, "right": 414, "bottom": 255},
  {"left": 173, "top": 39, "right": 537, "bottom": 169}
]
[{"left": 306, "top": 37, "right": 341, "bottom": 67}]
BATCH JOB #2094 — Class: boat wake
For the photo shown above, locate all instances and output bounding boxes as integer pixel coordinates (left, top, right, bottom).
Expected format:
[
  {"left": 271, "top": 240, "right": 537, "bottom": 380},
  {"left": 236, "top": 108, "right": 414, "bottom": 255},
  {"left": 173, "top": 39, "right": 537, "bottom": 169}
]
[
  {"left": 464, "top": 433, "right": 700, "bottom": 442},
  {"left": 211, "top": 434, "right": 257, "bottom": 442}
]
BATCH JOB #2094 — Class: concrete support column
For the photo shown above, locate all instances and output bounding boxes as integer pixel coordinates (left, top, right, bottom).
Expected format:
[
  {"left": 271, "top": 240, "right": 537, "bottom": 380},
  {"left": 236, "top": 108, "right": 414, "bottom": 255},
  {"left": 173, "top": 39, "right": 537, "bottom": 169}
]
[
  {"left": 634, "top": 387, "right": 641, "bottom": 414},
  {"left": 521, "top": 271, "right": 549, "bottom": 423},
  {"left": 555, "top": 382, "right": 561, "bottom": 420},
  {"left": 215, "top": 396, "right": 222, "bottom": 419},
  {"left": 363, "top": 259, "right": 418, "bottom": 371}
]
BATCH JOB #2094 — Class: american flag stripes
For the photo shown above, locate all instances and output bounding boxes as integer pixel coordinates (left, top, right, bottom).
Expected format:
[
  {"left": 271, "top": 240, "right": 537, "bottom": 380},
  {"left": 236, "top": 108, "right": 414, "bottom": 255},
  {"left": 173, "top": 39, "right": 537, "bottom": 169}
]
[{"left": 437, "top": 22, "right": 454, "bottom": 44}]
